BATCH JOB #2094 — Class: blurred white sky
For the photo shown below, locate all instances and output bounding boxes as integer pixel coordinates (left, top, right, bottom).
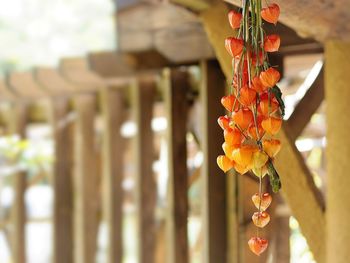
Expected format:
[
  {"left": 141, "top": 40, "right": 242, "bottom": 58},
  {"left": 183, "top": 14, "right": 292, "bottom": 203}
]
[{"left": 0, "top": 0, "right": 116, "bottom": 75}]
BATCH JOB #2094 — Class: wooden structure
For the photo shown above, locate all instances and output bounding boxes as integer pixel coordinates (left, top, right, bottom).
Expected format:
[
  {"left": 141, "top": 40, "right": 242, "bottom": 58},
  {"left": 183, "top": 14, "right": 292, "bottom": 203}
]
[{"left": 0, "top": 0, "right": 349, "bottom": 263}]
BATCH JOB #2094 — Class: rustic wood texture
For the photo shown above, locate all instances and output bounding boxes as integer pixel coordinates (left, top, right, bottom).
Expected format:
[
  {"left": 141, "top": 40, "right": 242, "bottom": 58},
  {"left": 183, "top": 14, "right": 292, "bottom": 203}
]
[
  {"left": 49, "top": 98, "right": 74, "bottom": 263},
  {"left": 164, "top": 68, "right": 189, "bottom": 263},
  {"left": 100, "top": 86, "right": 125, "bottom": 263},
  {"left": 224, "top": 0, "right": 350, "bottom": 42},
  {"left": 200, "top": 60, "right": 227, "bottom": 263},
  {"left": 9, "top": 103, "right": 28, "bottom": 263},
  {"left": 7, "top": 72, "right": 47, "bottom": 99},
  {"left": 132, "top": 77, "right": 157, "bottom": 263},
  {"left": 325, "top": 41, "right": 350, "bottom": 263},
  {"left": 287, "top": 66, "right": 324, "bottom": 141},
  {"left": 73, "top": 94, "right": 99, "bottom": 263},
  {"left": 200, "top": 3, "right": 325, "bottom": 262},
  {"left": 170, "top": 0, "right": 211, "bottom": 12},
  {"left": 117, "top": 3, "right": 214, "bottom": 63}
]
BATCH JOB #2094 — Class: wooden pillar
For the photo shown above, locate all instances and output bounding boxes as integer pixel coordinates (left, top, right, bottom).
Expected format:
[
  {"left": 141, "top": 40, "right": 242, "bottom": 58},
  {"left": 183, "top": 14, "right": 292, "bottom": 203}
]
[
  {"left": 100, "top": 87, "right": 125, "bottom": 263},
  {"left": 200, "top": 60, "right": 227, "bottom": 263},
  {"left": 325, "top": 41, "right": 350, "bottom": 263},
  {"left": 50, "top": 98, "right": 74, "bottom": 263},
  {"left": 10, "top": 103, "right": 28, "bottom": 263},
  {"left": 132, "top": 77, "right": 157, "bottom": 263},
  {"left": 164, "top": 68, "right": 189, "bottom": 263},
  {"left": 73, "top": 94, "right": 99, "bottom": 263}
]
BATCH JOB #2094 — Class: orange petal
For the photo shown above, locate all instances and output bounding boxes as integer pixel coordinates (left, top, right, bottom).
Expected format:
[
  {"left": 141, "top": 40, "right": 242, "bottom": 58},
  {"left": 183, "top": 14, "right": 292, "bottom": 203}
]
[
  {"left": 248, "top": 237, "right": 269, "bottom": 256},
  {"left": 261, "top": 3, "right": 280, "bottom": 24},
  {"left": 231, "top": 145, "right": 257, "bottom": 168},
  {"left": 239, "top": 87, "right": 257, "bottom": 106},
  {"left": 232, "top": 108, "right": 254, "bottom": 130},
  {"left": 264, "top": 34, "right": 280, "bottom": 52},
  {"left": 252, "top": 192, "right": 272, "bottom": 211},
  {"left": 217, "top": 155, "right": 234, "bottom": 172},
  {"left": 234, "top": 162, "right": 249, "bottom": 175},
  {"left": 225, "top": 37, "right": 244, "bottom": 57},
  {"left": 228, "top": 10, "right": 242, "bottom": 29},
  {"left": 258, "top": 97, "right": 279, "bottom": 116},
  {"left": 261, "top": 117, "right": 282, "bottom": 135},
  {"left": 221, "top": 95, "right": 239, "bottom": 112},
  {"left": 251, "top": 76, "right": 268, "bottom": 93},
  {"left": 252, "top": 212, "right": 271, "bottom": 228},
  {"left": 218, "top": 115, "right": 231, "bottom": 130},
  {"left": 224, "top": 128, "right": 242, "bottom": 146},
  {"left": 222, "top": 142, "right": 236, "bottom": 160},
  {"left": 263, "top": 139, "right": 281, "bottom": 158},
  {"left": 259, "top": 68, "right": 280, "bottom": 88}
]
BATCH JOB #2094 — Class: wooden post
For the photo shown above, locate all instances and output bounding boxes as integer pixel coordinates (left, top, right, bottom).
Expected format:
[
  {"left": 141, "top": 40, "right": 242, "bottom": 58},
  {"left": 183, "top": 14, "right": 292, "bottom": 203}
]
[
  {"left": 100, "top": 86, "right": 125, "bottom": 263},
  {"left": 164, "top": 68, "right": 189, "bottom": 263},
  {"left": 200, "top": 60, "right": 227, "bottom": 263},
  {"left": 73, "top": 94, "right": 99, "bottom": 263},
  {"left": 132, "top": 77, "right": 157, "bottom": 263},
  {"left": 325, "top": 40, "right": 350, "bottom": 263},
  {"left": 50, "top": 98, "right": 74, "bottom": 263},
  {"left": 10, "top": 103, "right": 28, "bottom": 263}
]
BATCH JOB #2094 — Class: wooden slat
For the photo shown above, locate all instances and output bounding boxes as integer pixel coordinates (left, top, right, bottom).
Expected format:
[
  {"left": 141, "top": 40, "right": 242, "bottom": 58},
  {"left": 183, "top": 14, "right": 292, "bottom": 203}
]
[
  {"left": 73, "top": 94, "right": 99, "bottom": 263},
  {"left": 132, "top": 76, "right": 157, "bottom": 263},
  {"left": 49, "top": 98, "right": 74, "bottom": 263},
  {"left": 200, "top": 3, "right": 325, "bottom": 263},
  {"left": 100, "top": 86, "right": 125, "bottom": 263},
  {"left": 287, "top": 66, "right": 324, "bottom": 141},
  {"left": 7, "top": 72, "right": 47, "bottom": 99},
  {"left": 10, "top": 103, "right": 28, "bottom": 263},
  {"left": 200, "top": 60, "right": 227, "bottom": 263},
  {"left": 164, "top": 68, "right": 189, "bottom": 263}
]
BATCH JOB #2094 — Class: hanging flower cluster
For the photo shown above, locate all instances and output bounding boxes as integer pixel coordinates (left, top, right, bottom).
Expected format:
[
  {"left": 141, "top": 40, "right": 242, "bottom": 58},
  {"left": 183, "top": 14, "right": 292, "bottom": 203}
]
[{"left": 217, "top": 0, "right": 284, "bottom": 256}]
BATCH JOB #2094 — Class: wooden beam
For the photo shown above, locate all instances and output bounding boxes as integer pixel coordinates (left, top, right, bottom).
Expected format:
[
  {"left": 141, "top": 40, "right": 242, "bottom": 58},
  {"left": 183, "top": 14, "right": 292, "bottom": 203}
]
[
  {"left": 200, "top": 60, "right": 227, "bottom": 263},
  {"left": 7, "top": 72, "right": 47, "bottom": 99},
  {"left": 224, "top": 0, "right": 350, "bottom": 42},
  {"left": 287, "top": 66, "right": 324, "bottom": 141},
  {"left": 132, "top": 76, "right": 157, "bottom": 263},
  {"left": 49, "top": 98, "right": 74, "bottom": 263},
  {"left": 100, "top": 85, "right": 126, "bottom": 263},
  {"left": 9, "top": 103, "right": 28, "bottom": 263},
  {"left": 170, "top": 0, "right": 211, "bottom": 12},
  {"left": 164, "top": 68, "right": 189, "bottom": 263},
  {"left": 73, "top": 94, "right": 99, "bottom": 263},
  {"left": 200, "top": 3, "right": 325, "bottom": 262}
]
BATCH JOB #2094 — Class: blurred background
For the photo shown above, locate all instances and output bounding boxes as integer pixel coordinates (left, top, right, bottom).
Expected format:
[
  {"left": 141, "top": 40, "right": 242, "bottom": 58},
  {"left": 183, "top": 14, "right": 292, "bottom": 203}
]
[{"left": 0, "top": 0, "right": 334, "bottom": 263}]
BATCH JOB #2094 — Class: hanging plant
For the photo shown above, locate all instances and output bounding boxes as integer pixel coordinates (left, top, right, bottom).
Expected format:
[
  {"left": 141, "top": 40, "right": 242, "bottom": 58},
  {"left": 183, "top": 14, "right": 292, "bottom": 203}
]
[{"left": 217, "top": 0, "right": 283, "bottom": 256}]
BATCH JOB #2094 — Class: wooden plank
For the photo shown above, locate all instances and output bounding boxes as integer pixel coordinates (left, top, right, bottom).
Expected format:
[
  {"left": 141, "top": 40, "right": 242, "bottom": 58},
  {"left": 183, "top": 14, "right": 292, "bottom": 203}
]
[
  {"left": 73, "top": 94, "right": 99, "bottom": 263},
  {"left": 7, "top": 72, "right": 47, "bottom": 99},
  {"left": 163, "top": 68, "right": 189, "bottom": 263},
  {"left": 100, "top": 86, "right": 125, "bottom": 263},
  {"left": 49, "top": 98, "right": 74, "bottom": 263},
  {"left": 200, "top": 3, "right": 325, "bottom": 263},
  {"left": 287, "top": 66, "right": 324, "bottom": 141},
  {"left": 9, "top": 103, "right": 28, "bottom": 263},
  {"left": 170, "top": 0, "right": 211, "bottom": 12},
  {"left": 132, "top": 76, "right": 157, "bottom": 263},
  {"left": 200, "top": 60, "right": 227, "bottom": 263}
]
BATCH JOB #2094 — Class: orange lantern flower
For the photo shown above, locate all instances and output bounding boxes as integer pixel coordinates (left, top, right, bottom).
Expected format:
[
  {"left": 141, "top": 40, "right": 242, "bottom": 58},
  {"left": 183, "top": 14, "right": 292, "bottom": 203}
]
[
  {"left": 259, "top": 67, "right": 280, "bottom": 88},
  {"left": 252, "top": 151, "right": 269, "bottom": 169},
  {"left": 264, "top": 34, "right": 280, "bottom": 52},
  {"left": 225, "top": 37, "right": 244, "bottom": 57},
  {"left": 252, "top": 193, "right": 272, "bottom": 211},
  {"left": 252, "top": 165, "right": 268, "bottom": 178},
  {"left": 263, "top": 139, "right": 281, "bottom": 158},
  {"left": 248, "top": 237, "right": 269, "bottom": 256},
  {"left": 221, "top": 95, "right": 239, "bottom": 112},
  {"left": 231, "top": 108, "right": 253, "bottom": 130},
  {"left": 252, "top": 212, "right": 271, "bottom": 228},
  {"left": 231, "top": 145, "right": 257, "bottom": 168},
  {"left": 261, "top": 3, "right": 280, "bottom": 25},
  {"left": 218, "top": 115, "right": 231, "bottom": 130},
  {"left": 251, "top": 76, "right": 267, "bottom": 93},
  {"left": 248, "top": 124, "right": 264, "bottom": 141},
  {"left": 258, "top": 97, "right": 279, "bottom": 116},
  {"left": 228, "top": 10, "right": 242, "bottom": 29},
  {"left": 261, "top": 117, "right": 282, "bottom": 135},
  {"left": 234, "top": 162, "right": 250, "bottom": 175},
  {"left": 222, "top": 142, "right": 236, "bottom": 160},
  {"left": 239, "top": 86, "right": 257, "bottom": 106},
  {"left": 224, "top": 128, "right": 242, "bottom": 146},
  {"left": 217, "top": 155, "right": 234, "bottom": 172}
]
